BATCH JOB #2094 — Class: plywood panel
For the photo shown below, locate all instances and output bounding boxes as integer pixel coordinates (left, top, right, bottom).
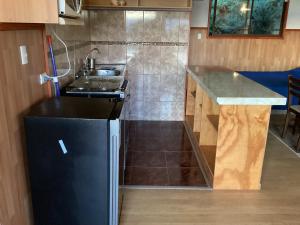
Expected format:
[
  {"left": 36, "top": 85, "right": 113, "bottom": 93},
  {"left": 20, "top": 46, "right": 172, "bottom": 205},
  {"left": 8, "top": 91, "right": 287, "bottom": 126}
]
[
  {"left": 193, "top": 85, "right": 203, "bottom": 132},
  {"left": 85, "top": 0, "right": 138, "bottom": 7},
  {"left": 185, "top": 74, "right": 196, "bottom": 116},
  {"left": 0, "top": 29, "right": 48, "bottom": 225},
  {"left": 140, "top": 0, "right": 191, "bottom": 8},
  {"left": 189, "top": 28, "right": 300, "bottom": 71},
  {"left": 199, "top": 92, "right": 219, "bottom": 146},
  {"left": 0, "top": 0, "right": 58, "bottom": 23},
  {"left": 214, "top": 105, "right": 271, "bottom": 190}
]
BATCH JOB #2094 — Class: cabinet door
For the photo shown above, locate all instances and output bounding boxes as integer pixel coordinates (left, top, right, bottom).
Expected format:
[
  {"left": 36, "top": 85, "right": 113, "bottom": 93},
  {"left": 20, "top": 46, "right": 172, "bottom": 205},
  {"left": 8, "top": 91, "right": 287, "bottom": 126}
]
[
  {"left": 139, "top": 0, "right": 192, "bottom": 8},
  {"left": 85, "top": 0, "right": 138, "bottom": 7},
  {"left": 0, "top": 0, "right": 58, "bottom": 23}
]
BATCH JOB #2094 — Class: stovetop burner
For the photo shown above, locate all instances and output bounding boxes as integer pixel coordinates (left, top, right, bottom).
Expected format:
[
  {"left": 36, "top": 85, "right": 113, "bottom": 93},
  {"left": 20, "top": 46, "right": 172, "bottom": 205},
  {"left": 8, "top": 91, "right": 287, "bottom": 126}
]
[
  {"left": 66, "top": 77, "right": 123, "bottom": 92},
  {"left": 64, "top": 75, "right": 128, "bottom": 99}
]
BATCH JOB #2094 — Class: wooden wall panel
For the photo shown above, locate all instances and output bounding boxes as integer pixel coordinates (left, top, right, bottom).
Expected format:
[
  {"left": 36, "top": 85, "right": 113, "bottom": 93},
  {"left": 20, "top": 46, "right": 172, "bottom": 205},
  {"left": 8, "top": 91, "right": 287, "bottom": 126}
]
[
  {"left": 189, "top": 28, "right": 300, "bottom": 71},
  {"left": 0, "top": 29, "right": 48, "bottom": 225}
]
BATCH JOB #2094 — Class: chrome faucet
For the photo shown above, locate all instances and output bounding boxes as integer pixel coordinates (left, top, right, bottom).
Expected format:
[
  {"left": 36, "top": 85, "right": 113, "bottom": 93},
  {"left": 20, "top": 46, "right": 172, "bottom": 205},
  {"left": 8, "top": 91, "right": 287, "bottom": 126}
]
[{"left": 84, "top": 48, "right": 101, "bottom": 70}]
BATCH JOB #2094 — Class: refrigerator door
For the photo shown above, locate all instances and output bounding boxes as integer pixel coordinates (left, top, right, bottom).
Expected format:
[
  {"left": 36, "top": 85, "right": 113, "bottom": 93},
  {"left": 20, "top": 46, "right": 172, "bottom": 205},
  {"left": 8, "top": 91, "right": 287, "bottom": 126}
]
[{"left": 25, "top": 117, "right": 110, "bottom": 225}]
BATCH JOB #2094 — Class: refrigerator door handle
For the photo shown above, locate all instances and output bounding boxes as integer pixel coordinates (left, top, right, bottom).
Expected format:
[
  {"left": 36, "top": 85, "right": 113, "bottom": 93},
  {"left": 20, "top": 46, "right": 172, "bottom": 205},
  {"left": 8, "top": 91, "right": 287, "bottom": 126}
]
[
  {"left": 58, "top": 139, "right": 68, "bottom": 154},
  {"left": 110, "top": 120, "right": 120, "bottom": 225}
]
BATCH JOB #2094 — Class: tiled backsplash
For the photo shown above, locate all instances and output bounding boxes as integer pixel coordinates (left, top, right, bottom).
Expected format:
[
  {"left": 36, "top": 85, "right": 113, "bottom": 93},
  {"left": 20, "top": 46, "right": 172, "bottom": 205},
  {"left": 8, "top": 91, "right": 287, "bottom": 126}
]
[
  {"left": 45, "top": 11, "right": 91, "bottom": 86},
  {"left": 90, "top": 10, "right": 190, "bottom": 121},
  {"left": 45, "top": 10, "right": 190, "bottom": 121}
]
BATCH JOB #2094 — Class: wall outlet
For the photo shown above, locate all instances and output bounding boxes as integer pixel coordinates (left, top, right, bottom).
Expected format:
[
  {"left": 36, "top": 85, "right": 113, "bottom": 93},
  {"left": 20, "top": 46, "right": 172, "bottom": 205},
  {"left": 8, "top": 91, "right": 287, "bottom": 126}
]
[
  {"left": 197, "top": 33, "right": 202, "bottom": 40},
  {"left": 19, "top": 45, "right": 28, "bottom": 65},
  {"left": 39, "top": 73, "right": 49, "bottom": 85}
]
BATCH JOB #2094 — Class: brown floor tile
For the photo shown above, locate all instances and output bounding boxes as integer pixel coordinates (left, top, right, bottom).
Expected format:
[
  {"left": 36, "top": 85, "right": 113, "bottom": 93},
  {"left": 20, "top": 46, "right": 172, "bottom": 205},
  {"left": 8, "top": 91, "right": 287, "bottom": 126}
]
[
  {"left": 162, "top": 134, "right": 193, "bottom": 151},
  {"left": 165, "top": 151, "right": 199, "bottom": 167},
  {"left": 168, "top": 167, "right": 207, "bottom": 186},
  {"left": 126, "top": 151, "right": 166, "bottom": 167},
  {"left": 128, "top": 136, "right": 163, "bottom": 151},
  {"left": 125, "top": 121, "right": 208, "bottom": 187},
  {"left": 125, "top": 167, "right": 168, "bottom": 186}
]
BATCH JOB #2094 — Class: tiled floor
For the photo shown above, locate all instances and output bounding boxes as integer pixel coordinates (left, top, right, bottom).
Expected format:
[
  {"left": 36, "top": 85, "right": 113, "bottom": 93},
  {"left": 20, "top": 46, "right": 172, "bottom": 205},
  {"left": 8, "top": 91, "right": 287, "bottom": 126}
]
[{"left": 125, "top": 121, "right": 208, "bottom": 187}]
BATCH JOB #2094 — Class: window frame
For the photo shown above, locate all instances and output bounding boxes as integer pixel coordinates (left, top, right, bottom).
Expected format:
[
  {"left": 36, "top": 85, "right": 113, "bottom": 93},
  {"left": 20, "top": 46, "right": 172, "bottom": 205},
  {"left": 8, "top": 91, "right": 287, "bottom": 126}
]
[{"left": 207, "top": 0, "right": 290, "bottom": 39}]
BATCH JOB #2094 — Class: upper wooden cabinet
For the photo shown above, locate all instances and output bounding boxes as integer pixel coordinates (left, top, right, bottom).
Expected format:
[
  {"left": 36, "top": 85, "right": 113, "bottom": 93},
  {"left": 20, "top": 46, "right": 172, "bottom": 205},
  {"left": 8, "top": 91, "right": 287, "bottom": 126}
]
[
  {"left": 84, "top": 0, "right": 192, "bottom": 10},
  {"left": 0, "top": 0, "right": 59, "bottom": 23}
]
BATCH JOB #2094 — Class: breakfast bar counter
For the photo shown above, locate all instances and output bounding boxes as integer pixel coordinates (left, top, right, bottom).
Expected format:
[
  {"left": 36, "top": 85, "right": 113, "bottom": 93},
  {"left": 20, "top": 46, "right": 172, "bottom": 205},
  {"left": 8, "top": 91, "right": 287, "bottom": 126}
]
[{"left": 185, "top": 66, "right": 286, "bottom": 190}]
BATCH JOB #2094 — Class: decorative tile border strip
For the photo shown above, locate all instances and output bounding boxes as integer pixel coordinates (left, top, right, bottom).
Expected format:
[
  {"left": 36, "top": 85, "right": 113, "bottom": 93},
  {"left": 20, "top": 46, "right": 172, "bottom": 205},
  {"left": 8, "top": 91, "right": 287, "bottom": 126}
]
[
  {"left": 50, "top": 41, "right": 90, "bottom": 56},
  {"left": 90, "top": 41, "right": 189, "bottom": 46},
  {"left": 51, "top": 40, "right": 189, "bottom": 57}
]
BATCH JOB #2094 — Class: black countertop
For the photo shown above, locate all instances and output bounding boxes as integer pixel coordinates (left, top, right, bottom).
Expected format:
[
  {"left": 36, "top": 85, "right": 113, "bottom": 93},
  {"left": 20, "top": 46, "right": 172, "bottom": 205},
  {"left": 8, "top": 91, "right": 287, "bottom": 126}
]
[{"left": 26, "top": 97, "right": 123, "bottom": 120}]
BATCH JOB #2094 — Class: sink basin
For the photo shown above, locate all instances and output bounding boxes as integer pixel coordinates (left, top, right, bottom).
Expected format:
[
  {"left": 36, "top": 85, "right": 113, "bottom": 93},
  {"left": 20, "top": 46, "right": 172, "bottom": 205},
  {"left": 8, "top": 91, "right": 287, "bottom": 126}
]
[
  {"left": 75, "top": 64, "right": 125, "bottom": 79},
  {"left": 90, "top": 69, "right": 121, "bottom": 76}
]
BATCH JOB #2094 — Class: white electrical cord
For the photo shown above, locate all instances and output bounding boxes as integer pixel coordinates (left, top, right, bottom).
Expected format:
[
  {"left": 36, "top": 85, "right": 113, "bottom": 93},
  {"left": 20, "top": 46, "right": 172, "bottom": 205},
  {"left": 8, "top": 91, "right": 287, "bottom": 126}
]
[
  {"left": 44, "top": 29, "right": 71, "bottom": 80},
  {"left": 76, "top": 0, "right": 83, "bottom": 14}
]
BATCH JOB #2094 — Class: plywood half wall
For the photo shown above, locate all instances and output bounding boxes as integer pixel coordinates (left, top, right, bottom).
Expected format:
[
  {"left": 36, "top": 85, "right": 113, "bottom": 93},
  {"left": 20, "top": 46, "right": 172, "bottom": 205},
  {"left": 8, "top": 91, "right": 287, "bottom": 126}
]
[{"left": 189, "top": 28, "right": 300, "bottom": 71}]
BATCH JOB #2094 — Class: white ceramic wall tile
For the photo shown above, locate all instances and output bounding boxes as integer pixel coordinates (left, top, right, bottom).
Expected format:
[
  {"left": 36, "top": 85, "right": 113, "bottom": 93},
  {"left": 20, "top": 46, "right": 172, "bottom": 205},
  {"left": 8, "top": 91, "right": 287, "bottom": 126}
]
[
  {"left": 178, "top": 46, "right": 189, "bottom": 76},
  {"left": 144, "top": 101, "right": 161, "bottom": 121},
  {"left": 126, "top": 11, "right": 144, "bottom": 42},
  {"left": 176, "top": 75, "right": 186, "bottom": 102},
  {"left": 88, "top": 10, "right": 190, "bottom": 121},
  {"left": 160, "top": 102, "right": 177, "bottom": 121},
  {"left": 161, "top": 46, "right": 178, "bottom": 75},
  {"left": 129, "top": 101, "right": 144, "bottom": 120},
  {"left": 91, "top": 44, "right": 109, "bottom": 64},
  {"left": 90, "top": 10, "right": 109, "bottom": 41},
  {"left": 129, "top": 75, "right": 144, "bottom": 102},
  {"left": 160, "top": 75, "right": 177, "bottom": 102},
  {"left": 108, "top": 11, "right": 126, "bottom": 42},
  {"left": 175, "top": 101, "right": 185, "bottom": 121},
  {"left": 179, "top": 12, "right": 190, "bottom": 43},
  {"left": 144, "top": 75, "right": 160, "bottom": 102},
  {"left": 144, "top": 11, "right": 162, "bottom": 42},
  {"left": 161, "top": 12, "right": 180, "bottom": 42},
  {"left": 127, "top": 45, "right": 144, "bottom": 75},
  {"left": 144, "top": 46, "right": 161, "bottom": 75},
  {"left": 108, "top": 45, "right": 126, "bottom": 63}
]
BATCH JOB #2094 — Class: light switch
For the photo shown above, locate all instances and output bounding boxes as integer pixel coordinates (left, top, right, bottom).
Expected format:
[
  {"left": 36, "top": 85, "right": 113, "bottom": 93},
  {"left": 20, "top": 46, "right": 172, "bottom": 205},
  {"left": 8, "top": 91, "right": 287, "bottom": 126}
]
[
  {"left": 197, "top": 33, "right": 202, "bottom": 40},
  {"left": 19, "top": 45, "right": 28, "bottom": 65}
]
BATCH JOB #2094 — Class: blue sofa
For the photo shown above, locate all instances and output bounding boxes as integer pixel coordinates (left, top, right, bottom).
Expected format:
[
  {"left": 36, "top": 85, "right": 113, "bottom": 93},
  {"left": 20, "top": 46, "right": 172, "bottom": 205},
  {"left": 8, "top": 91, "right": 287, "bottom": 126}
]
[{"left": 239, "top": 68, "right": 300, "bottom": 110}]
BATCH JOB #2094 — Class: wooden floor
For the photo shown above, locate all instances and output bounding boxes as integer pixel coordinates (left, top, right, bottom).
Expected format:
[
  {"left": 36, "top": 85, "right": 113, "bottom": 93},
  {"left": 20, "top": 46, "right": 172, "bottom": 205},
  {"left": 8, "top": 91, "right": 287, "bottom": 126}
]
[{"left": 120, "top": 133, "right": 300, "bottom": 225}]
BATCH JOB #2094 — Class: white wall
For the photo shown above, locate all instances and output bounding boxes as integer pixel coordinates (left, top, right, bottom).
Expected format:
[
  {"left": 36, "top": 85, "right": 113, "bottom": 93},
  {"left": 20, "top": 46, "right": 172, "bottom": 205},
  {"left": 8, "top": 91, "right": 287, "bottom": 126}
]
[
  {"left": 191, "top": 0, "right": 209, "bottom": 27},
  {"left": 286, "top": 0, "right": 300, "bottom": 29},
  {"left": 191, "top": 0, "right": 300, "bottom": 30}
]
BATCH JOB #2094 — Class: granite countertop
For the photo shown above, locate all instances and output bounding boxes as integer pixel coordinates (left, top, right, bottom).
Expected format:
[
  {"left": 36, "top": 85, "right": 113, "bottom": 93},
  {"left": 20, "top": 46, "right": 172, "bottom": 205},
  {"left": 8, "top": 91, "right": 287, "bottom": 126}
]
[{"left": 187, "top": 65, "right": 287, "bottom": 105}]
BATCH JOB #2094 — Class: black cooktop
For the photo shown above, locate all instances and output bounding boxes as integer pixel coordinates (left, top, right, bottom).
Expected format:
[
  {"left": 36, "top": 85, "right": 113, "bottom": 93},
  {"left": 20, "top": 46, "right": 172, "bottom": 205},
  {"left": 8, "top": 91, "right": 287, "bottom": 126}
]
[{"left": 66, "top": 77, "right": 123, "bottom": 93}]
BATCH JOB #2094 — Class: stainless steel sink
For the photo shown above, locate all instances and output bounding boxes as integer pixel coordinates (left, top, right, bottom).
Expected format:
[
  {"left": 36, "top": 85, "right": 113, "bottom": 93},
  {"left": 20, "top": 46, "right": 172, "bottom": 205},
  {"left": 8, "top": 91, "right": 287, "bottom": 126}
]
[
  {"left": 75, "top": 64, "right": 125, "bottom": 79},
  {"left": 91, "top": 69, "right": 121, "bottom": 76}
]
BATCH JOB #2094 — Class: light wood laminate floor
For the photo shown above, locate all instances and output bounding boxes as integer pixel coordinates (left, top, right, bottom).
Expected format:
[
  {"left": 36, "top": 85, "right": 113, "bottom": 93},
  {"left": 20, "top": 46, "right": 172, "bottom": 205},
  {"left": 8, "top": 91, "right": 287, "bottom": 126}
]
[{"left": 120, "top": 133, "right": 300, "bottom": 225}]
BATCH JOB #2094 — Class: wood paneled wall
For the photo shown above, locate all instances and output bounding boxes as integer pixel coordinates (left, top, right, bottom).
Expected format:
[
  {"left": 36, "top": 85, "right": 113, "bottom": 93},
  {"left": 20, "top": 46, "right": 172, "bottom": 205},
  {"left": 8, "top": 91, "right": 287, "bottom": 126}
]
[
  {"left": 189, "top": 28, "right": 300, "bottom": 71},
  {"left": 0, "top": 29, "right": 48, "bottom": 225}
]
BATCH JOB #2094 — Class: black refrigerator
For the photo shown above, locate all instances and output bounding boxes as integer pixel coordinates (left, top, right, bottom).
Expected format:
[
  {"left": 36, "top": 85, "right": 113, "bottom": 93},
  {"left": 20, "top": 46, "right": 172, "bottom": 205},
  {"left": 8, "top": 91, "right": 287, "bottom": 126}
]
[{"left": 24, "top": 97, "right": 126, "bottom": 225}]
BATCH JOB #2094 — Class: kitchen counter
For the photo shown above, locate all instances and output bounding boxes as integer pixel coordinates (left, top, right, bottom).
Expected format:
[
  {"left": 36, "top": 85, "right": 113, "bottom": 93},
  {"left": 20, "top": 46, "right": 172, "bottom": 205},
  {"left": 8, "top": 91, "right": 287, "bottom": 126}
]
[
  {"left": 185, "top": 65, "right": 285, "bottom": 191},
  {"left": 187, "top": 66, "right": 286, "bottom": 105}
]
